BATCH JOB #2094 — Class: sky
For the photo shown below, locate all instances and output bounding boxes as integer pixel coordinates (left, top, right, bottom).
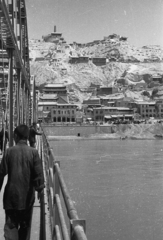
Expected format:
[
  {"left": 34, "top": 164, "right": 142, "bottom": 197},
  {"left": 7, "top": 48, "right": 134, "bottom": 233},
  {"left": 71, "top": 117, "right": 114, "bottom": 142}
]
[{"left": 26, "top": 0, "right": 163, "bottom": 47}]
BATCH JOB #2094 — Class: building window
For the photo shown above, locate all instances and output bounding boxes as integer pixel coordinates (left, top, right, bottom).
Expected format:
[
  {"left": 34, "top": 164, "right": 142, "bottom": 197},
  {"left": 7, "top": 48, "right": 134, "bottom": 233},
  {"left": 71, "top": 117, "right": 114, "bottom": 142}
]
[
  {"left": 53, "top": 110, "right": 56, "bottom": 114},
  {"left": 58, "top": 110, "right": 60, "bottom": 114}
]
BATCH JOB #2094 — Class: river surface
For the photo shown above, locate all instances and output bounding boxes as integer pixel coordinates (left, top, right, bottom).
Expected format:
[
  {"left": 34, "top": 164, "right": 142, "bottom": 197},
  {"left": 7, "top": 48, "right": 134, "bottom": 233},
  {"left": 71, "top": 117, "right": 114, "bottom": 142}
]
[{"left": 50, "top": 139, "right": 163, "bottom": 240}]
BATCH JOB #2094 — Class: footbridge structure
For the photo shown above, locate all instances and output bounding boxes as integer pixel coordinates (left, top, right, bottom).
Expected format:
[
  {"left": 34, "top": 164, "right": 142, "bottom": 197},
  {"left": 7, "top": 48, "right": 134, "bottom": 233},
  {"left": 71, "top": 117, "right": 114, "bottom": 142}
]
[{"left": 0, "top": 1, "right": 87, "bottom": 239}]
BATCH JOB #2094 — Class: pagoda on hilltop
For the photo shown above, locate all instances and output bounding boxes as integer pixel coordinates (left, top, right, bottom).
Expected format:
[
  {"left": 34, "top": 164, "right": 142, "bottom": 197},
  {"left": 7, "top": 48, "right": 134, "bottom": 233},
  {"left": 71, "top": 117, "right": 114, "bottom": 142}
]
[{"left": 42, "top": 25, "right": 66, "bottom": 44}]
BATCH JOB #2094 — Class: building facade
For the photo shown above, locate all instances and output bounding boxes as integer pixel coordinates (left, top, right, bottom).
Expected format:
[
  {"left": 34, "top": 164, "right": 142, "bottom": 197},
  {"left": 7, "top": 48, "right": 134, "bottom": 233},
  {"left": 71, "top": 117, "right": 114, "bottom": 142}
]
[
  {"left": 85, "top": 106, "right": 133, "bottom": 122},
  {"left": 43, "top": 84, "right": 67, "bottom": 95},
  {"left": 135, "top": 101, "right": 157, "bottom": 118},
  {"left": 51, "top": 103, "right": 78, "bottom": 122}
]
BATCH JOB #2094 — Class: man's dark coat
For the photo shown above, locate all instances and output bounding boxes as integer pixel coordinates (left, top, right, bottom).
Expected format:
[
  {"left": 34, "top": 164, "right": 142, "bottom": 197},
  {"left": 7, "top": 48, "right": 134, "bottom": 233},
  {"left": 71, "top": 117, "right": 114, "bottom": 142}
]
[{"left": 0, "top": 140, "right": 44, "bottom": 210}]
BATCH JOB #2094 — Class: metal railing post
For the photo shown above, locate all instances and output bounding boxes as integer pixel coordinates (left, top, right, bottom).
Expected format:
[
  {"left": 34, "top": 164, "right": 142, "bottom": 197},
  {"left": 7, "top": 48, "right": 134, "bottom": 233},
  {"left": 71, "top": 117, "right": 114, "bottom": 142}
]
[
  {"left": 37, "top": 136, "right": 46, "bottom": 240},
  {"left": 54, "top": 161, "right": 60, "bottom": 238},
  {"left": 41, "top": 126, "right": 88, "bottom": 240},
  {"left": 70, "top": 220, "right": 86, "bottom": 240}
]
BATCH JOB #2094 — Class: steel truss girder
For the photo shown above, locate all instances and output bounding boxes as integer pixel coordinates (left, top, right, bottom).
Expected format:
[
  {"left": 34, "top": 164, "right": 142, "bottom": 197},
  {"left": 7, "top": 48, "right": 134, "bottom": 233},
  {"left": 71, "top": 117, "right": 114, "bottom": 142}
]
[{"left": 0, "top": 0, "right": 30, "bottom": 92}]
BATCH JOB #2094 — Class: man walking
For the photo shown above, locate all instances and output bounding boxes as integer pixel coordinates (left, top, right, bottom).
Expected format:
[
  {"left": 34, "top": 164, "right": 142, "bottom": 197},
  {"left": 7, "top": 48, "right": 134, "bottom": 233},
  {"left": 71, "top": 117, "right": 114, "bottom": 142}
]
[
  {"left": 0, "top": 127, "right": 9, "bottom": 154},
  {"left": 0, "top": 124, "right": 44, "bottom": 240},
  {"left": 28, "top": 122, "right": 42, "bottom": 148}
]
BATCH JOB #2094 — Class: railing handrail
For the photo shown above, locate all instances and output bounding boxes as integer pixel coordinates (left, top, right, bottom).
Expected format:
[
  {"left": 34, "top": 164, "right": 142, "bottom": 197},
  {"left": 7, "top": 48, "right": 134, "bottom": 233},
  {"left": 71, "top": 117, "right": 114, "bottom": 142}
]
[
  {"left": 50, "top": 150, "right": 79, "bottom": 220},
  {"left": 41, "top": 127, "right": 88, "bottom": 240},
  {"left": 36, "top": 135, "right": 46, "bottom": 240}
]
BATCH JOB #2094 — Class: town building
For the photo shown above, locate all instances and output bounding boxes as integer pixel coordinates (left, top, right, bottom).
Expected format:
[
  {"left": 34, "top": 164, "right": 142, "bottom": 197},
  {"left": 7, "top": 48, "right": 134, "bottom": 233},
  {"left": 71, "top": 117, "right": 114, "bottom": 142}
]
[
  {"left": 115, "top": 97, "right": 135, "bottom": 108},
  {"left": 135, "top": 101, "right": 156, "bottom": 118},
  {"left": 83, "top": 97, "right": 101, "bottom": 108},
  {"left": 93, "top": 106, "right": 134, "bottom": 122},
  {"left": 39, "top": 94, "right": 58, "bottom": 102},
  {"left": 51, "top": 103, "right": 78, "bottom": 123},
  {"left": 155, "top": 99, "right": 163, "bottom": 118},
  {"left": 80, "top": 87, "right": 96, "bottom": 95},
  {"left": 83, "top": 97, "right": 101, "bottom": 120},
  {"left": 99, "top": 93, "right": 124, "bottom": 103},
  {"left": 37, "top": 101, "right": 54, "bottom": 122},
  {"left": 43, "top": 83, "right": 67, "bottom": 95},
  {"left": 38, "top": 82, "right": 79, "bottom": 123}
]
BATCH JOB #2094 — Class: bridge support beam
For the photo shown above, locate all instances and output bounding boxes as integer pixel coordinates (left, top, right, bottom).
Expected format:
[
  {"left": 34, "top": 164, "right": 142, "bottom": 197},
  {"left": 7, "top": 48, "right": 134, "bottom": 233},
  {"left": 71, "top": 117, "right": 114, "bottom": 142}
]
[
  {"left": 16, "top": 69, "right": 20, "bottom": 126},
  {"left": 9, "top": 48, "right": 14, "bottom": 147}
]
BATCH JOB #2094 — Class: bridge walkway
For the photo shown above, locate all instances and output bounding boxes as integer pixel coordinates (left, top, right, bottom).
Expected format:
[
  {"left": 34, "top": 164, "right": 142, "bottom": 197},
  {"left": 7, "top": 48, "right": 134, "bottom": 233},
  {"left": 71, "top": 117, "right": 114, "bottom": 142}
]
[
  {"left": 0, "top": 149, "right": 50, "bottom": 240},
  {"left": 0, "top": 132, "right": 87, "bottom": 240}
]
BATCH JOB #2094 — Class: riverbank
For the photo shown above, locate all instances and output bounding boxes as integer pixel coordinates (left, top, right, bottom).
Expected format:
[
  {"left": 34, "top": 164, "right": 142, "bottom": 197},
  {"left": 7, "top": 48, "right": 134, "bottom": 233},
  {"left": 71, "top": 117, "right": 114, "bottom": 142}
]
[{"left": 46, "top": 123, "right": 163, "bottom": 140}]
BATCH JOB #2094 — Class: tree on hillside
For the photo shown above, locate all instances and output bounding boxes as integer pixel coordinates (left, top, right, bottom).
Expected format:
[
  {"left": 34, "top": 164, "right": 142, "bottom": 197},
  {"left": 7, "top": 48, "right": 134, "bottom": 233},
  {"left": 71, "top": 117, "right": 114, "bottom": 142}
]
[
  {"left": 151, "top": 88, "right": 158, "bottom": 99},
  {"left": 121, "top": 70, "right": 127, "bottom": 78},
  {"left": 141, "top": 90, "right": 150, "bottom": 98},
  {"left": 155, "top": 104, "right": 159, "bottom": 118}
]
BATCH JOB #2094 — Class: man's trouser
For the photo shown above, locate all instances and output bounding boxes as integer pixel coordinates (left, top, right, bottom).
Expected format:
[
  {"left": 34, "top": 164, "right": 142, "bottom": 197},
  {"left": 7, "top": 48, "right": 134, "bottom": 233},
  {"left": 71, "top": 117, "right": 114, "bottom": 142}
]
[{"left": 4, "top": 206, "right": 33, "bottom": 240}]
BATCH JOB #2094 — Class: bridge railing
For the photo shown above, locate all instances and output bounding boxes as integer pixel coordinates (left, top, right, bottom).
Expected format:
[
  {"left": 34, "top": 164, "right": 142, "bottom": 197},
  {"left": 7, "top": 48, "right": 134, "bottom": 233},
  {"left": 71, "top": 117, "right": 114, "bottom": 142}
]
[
  {"left": 41, "top": 129, "right": 88, "bottom": 240},
  {"left": 36, "top": 135, "right": 46, "bottom": 240}
]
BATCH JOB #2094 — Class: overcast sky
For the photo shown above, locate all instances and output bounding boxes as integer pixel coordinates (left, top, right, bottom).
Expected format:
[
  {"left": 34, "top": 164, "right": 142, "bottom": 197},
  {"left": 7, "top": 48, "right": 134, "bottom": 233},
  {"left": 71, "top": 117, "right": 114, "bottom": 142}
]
[{"left": 26, "top": 0, "right": 163, "bottom": 47}]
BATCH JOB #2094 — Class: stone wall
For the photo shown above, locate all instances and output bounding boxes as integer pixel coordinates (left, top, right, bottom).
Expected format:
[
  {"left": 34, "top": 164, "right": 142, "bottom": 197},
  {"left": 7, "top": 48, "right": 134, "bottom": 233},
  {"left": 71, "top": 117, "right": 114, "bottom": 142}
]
[{"left": 42, "top": 125, "right": 112, "bottom": 137}]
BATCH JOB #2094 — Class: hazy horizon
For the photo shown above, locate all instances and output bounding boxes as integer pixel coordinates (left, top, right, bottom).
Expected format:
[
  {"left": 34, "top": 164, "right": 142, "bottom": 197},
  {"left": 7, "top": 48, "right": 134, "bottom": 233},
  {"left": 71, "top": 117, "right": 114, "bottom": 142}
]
[{"left": 26, "top": 0, "right": 163, "bottom": 48}]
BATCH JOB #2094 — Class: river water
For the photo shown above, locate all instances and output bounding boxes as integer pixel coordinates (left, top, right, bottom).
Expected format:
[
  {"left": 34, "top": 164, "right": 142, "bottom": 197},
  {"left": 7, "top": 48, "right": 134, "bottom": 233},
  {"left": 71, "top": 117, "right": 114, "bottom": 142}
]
[{"left": 50, "top": 139, "right": 163, "bottom": 240}]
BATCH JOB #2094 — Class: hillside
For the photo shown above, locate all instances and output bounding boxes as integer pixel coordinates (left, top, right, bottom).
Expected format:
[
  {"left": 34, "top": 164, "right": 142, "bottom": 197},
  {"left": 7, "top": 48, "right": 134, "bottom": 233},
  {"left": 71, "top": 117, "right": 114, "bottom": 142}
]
[{"left": 29, "top": 34, "right": 163, "bottom": 103}]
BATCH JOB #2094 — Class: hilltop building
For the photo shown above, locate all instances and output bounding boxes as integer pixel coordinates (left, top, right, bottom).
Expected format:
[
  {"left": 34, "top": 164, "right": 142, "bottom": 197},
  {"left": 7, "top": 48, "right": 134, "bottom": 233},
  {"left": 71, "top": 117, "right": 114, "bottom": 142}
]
[
  {"left": 91, "top": 57, "right": 106, "bottom": 66},
  {"left": 69, "top": 56, "right": 106, "bottom": 66},
  {"left": 152, "top": 74, "right": 163, "bottom": 83},
  {"left": 69, "top": 56, "right": 89, "bottom": 64},
  {"left": 97, "top": 86, "right": 118, "bottom": 96},
  {"left": 42, "top": 25, "right": 66, "bottom": 44}
]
